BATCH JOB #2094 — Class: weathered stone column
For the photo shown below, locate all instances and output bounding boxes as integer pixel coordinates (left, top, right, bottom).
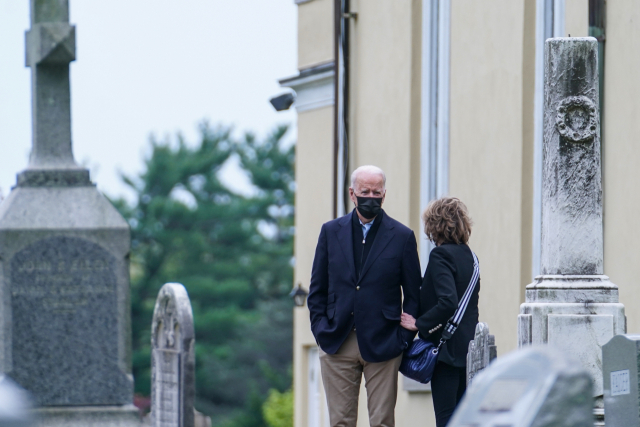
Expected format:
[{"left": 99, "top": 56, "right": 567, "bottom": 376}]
[
  {"left": 518, "top": 37, "right": 625, "bottom": 424},
  {"left": 0, "top": 1, "right": 139, "bottom": 426},
  {"left": 541, "top": 38, "right": 602, "bottom": 275}
]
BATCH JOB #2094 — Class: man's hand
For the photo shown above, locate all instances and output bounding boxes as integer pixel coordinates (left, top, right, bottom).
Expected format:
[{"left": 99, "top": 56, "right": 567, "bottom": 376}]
[{"left": 400, "top": 313, "right": 418, "bottom": 331}]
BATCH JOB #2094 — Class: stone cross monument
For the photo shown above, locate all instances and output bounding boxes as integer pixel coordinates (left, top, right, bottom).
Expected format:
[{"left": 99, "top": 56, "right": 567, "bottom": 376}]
[
  {"left": 518, "top": 37, "right": 625, "bottom": 423},
  {"left": 0, "top": 1, "right": 138, "bottom": 426},
  {"left": 151, "top": 283, "right": 195, "bottom": 427}
]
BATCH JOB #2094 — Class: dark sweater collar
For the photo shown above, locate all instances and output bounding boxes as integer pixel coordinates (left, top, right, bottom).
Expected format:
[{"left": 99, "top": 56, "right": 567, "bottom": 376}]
[{"left": 351, "top": 208, "right": 384, "bottom": 229}]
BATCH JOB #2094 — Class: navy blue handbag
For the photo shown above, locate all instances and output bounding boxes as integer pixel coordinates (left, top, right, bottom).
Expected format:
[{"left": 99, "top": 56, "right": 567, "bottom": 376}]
[
  {"left": 399, "top": 338, "right": 441, "bottom": 384},
  {"left": 400, "top": 251, "right": 479, "bottom": 384}
]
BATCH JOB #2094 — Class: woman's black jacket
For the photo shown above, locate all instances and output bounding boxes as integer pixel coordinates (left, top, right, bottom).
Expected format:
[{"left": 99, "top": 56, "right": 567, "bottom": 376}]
[{"left": 416, "top": 242, "right": 480, "bottom": 368}]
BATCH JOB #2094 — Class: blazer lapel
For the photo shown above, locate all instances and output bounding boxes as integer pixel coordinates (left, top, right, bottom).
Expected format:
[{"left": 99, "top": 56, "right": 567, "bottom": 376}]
[
  {"left": 336, "top": 211, "right": 356, "bottom": 283},
  {"left": 357, "top": 212, "right": 395, "bottom": 284}
]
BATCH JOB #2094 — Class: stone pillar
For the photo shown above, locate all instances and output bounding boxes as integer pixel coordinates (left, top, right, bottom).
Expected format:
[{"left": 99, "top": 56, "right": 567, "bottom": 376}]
[
  {"left": 151, "top": 283, "right": 195, "bottom": 427},
  {"left": 518, "top": 37, "right": 625, "bottom": 424},
  {"left": 0, "top": 1, "right": 138, "bottom": 426}
]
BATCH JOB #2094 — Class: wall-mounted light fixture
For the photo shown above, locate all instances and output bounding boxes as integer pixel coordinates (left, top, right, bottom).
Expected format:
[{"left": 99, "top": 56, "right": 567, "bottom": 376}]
[
  {"left": 269, "top": 92, "right": 295, "bottom": 111},
  {"left": 289, "top": 283, "right": 309, "bottom": 307}
]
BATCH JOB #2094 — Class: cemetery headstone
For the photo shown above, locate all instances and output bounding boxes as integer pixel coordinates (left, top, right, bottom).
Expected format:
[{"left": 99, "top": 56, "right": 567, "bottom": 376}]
[
  {"left": 0, "top": 375, "right": 32, "bottom": 427},
  {"left": 193, "top": 411, "right": 211, "bottom": 427},
  {"left": 518, "top": 38, "right": 625, "bottom": 421},
  {"left": 151, "top": 283, "right": 195, "bottom": 427},
  {"left": 602, "top": 334, "right": 640, "bottom": 427},
  {"left": 0, "top": 1, "right": 138, "bottom": 425},
  {"left": 449, "top": 346, "right": 593, "bottom": 427},
  {"left": 466, "top": 322, "right": 497, "bottom": 385}
]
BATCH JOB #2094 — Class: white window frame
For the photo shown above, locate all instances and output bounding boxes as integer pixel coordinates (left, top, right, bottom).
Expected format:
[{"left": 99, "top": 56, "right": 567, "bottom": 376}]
[
  {"left": 419, "top": 0, "right": 451, "bottom": 269},
  {"left": 409, "top": 0, "right": 450, "bottom": 393},
  {"left": 532, "top": 0, "right": 564, "bottom": 278}
]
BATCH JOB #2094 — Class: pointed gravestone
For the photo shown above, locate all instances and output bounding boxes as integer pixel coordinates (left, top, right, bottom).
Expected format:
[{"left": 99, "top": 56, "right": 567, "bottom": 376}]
[
  {"left": 518, "top": 37, "right": 625, "bottom": 422},
  {"left": 0, "top": 376, "right": 33, "bottom": 427},
  {"left": 466, "top": 322, "right": 497, "bottom": 385},
  {"left": 151, "top": 283, "right": 195, "bottom": 427},
  {"left": 0, "top": 1, "right": 138, "bottom": 426}
]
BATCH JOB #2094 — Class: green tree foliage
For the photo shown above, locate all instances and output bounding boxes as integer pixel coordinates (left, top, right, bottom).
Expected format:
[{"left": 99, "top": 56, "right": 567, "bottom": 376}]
[
  {"left": 114, "top": 123, "right": 295, "bottom": 426},
  {"left": 262, "top": 389, "right": 293, "bottom": 427}
]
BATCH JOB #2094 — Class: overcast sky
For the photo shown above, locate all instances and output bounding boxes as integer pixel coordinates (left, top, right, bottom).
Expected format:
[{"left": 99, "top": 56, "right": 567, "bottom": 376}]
[{"left": 0, "top": 1, "right": 298, "bottom": 201}]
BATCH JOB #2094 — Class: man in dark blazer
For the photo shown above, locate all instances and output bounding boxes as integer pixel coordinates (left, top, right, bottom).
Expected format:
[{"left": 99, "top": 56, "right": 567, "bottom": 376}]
[{"left": 307, "top": 165, "right": 422, "bottom": 427}]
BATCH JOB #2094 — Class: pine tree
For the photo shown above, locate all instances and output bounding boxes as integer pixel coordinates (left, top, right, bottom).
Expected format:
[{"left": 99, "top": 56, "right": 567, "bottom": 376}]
[{"left": 113, "top": 123, "right": 294, "bottom": 426}]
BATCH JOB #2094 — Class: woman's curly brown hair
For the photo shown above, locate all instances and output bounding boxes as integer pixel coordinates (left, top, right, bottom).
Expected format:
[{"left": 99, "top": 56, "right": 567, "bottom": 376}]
[{"left": 422, "top": 197, "right": 473, "bottom": 245}]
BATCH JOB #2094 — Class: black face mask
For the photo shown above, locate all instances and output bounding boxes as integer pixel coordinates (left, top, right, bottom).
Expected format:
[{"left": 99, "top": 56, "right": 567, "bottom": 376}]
[{"left": 356, "top": 196, "right": 383, "bottom": 219}]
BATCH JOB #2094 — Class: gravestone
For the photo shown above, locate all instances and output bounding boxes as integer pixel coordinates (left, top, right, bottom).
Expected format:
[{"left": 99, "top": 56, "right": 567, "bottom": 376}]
[
  {"left": 602, "top": 334, "right": 640, "bottom": 427},
  {"left": 0, "top": 1, "right": 138, "bottom": 426},
  {"left": 518, "top": 38, "right": 625, "bottom": 422},
  {"left": 449, "top": 346, "right": 593, "bottom": 427},
  {"left": 0, "top": 375, "right": 32, "bottom": 427},
  {"left": 151, "top": 283, "right": 195, "bottom": 427},
  {"left": 466, "top": 322, "right": 497, "bottom": 385}
]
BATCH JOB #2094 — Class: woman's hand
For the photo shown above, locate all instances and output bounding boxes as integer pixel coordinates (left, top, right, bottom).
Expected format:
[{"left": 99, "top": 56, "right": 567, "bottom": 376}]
[{"left": 400, "top": 313, "right": 418, "bottom": 331}]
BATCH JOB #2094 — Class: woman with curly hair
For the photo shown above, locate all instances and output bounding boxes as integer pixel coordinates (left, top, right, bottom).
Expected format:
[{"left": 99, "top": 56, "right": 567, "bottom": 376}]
[{"left": 400, "top": 197, "right": 479, "bottom": 426}]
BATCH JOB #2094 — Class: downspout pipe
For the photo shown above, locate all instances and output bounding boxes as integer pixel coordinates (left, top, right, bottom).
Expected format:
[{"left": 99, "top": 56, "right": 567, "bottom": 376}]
[{"left": 333, "top": 0, "right": 350, "bottom": 218}]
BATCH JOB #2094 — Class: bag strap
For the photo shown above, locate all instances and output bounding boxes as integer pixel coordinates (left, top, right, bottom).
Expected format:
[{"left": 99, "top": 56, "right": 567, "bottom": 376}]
[{"left": 438, "top": 251, "right": 480, "bottom": 348}]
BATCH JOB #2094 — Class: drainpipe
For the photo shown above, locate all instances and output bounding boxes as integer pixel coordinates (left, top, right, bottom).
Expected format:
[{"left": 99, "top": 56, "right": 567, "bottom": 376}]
[{"left": 334, "top": 0, "right": 351, "bottom": 218}]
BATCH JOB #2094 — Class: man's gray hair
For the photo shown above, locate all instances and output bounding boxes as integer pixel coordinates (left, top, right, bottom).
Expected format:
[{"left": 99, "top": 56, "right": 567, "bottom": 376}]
[{"left": 350, "top": 165, "right": 386, "bottom": 189}]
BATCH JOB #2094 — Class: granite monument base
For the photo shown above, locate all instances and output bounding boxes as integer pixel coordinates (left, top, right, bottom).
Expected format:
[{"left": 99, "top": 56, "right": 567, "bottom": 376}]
[
  {"left": 34, "top": 405, "right": 140, "bottom": 427},
  {"left": 518, "top": 275, "right": 625, "bottom": 425},
  {"left": 0, "top": 184, "right": 133, "bottom": 409}
]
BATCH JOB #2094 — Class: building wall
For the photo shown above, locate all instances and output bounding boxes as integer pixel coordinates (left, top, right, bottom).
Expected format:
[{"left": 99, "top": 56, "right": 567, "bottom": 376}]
[
  {"left": 291, "top": 1, "right": 635, "bottom": 427},
  {"left": 603, "top": 1, "right": 640, "bottom": 338},
  {"left": 298, "top": 0, "right": 334, "bottom": 69},
  {"left": 448, "top": 0, "right": 528, "bottom": 359},
  {"left": 347, "top": 0, "right": 422, "bottom": 232},
  {"left": 293, "top": 4, "right": 336, "bottom": 427},
  {"left": 293, "top": 106, "right": 334, "bottom": 427},
  {"left": 565, "top": 0, "right": 589, "bottom": 37}
]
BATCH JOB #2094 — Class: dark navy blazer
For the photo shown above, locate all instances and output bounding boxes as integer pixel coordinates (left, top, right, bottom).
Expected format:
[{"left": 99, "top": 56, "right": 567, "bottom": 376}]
[
  {"left": 307, "top": 210, "right": 422, "bottom": 363},
  {"left": 417, "top": 243, "right": 480, "bottom": 367}
]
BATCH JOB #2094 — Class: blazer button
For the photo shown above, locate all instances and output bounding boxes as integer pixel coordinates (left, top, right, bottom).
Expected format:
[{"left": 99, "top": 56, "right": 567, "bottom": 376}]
[
  {"left": 351, "top": 312, "right": 354, "bottom": 315},
  {"left": 356, "top": 286, "right": 360, "bottom": 290}
]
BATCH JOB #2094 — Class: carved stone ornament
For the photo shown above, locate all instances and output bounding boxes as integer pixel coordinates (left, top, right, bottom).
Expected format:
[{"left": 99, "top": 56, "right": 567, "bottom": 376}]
[
  {"left": 153, "top": 290, "right": 180, "bottom": 350},
  {"left": 555, "top": 96, "right": 598, "bottom": 142}
]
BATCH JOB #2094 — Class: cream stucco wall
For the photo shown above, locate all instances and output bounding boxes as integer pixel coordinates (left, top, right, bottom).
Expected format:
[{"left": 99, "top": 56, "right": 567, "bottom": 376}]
[
  {"left": 603, "top": 1, "right": 640, "bottom": 338},
  {"left": 293, "top": 106, "right": 334, "bottom": 427},
  {"left": 565, "top": 0, "right": 589, "bottom": 38},
  {"left": 298, "top": 0, "right": 334, "bottom": 69},
  {"left": 348, "top": 0, "right": 422, "bottom": 233},
  {"left": 449, "top": 0, "right": 528, "bottom": 358}
]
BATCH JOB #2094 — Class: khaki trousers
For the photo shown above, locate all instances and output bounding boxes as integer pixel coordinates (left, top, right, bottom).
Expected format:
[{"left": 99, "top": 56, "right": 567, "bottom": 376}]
[{"left": 319, "top": 331, "right": 402, "bottom": 427}]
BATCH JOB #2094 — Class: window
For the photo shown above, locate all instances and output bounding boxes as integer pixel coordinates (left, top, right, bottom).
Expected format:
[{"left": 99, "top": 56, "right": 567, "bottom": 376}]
[
  {"left": 419, "top": 0, "right": 451, "bottom": 268},
  {"left": 532, "top": 0, "right": 564, "bottom": 277}
]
